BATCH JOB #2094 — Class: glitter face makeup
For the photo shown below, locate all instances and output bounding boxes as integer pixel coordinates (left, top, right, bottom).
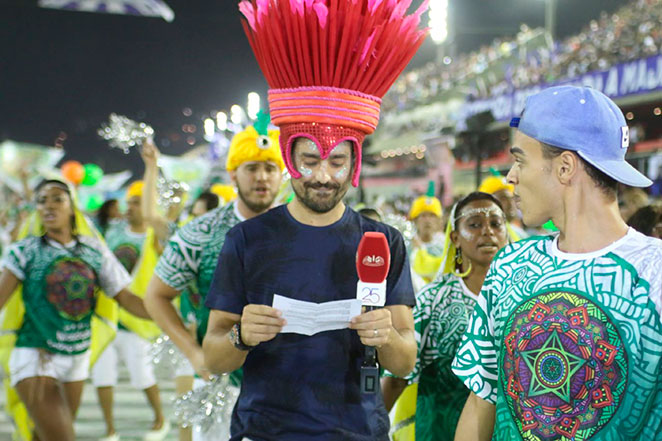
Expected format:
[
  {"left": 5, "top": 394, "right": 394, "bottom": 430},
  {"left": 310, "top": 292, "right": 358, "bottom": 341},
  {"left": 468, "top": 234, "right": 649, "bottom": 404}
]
[
  {"left": 456, "top": 207, "right": 505, "bottom": 240},
  {"left": 293, "top": 138, "right": 352, "bottom": 183},
  {"left": 451, "top": 199, "right": 509, "bottom": 269},
  {"left": 459, "top": 228, "right": 474, "bottom": 241},
  {"left": 334, "top": 165, "right": 349, "bottom": 180},
  {"left": 290, "top": 139, "right": 354, "bottom": 213},
  {"left": 454, "top": 207, "right": 504, "bottom": 225},
  {"left": 299, "top": 165, "right": 313, "bottom": 177}
]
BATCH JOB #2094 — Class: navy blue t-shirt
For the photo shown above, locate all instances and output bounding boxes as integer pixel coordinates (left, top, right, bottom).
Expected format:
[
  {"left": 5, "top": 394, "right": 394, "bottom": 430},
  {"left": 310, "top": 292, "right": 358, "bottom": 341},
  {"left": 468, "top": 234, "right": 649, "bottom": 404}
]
[{"left": 206, "top": 205, "right": 415, "bottom": 441}]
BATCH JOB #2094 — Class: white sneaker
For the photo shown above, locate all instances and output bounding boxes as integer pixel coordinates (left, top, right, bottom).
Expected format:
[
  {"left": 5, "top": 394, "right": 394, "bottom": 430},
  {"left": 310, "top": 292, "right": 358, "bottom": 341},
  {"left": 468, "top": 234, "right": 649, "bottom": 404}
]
[
  {"left": 143, "top": 420, "right": 171, "bottom": 441},
  {"left": 99, "top": 434, "right": 120, "bottom": 441}
]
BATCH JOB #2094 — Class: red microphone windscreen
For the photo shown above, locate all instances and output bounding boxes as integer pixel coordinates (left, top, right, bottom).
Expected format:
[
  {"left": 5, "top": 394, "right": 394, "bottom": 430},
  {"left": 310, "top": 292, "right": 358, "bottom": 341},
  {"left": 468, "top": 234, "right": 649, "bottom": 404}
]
[{"left": 356, "top": 232, "right": 391, "bottom": 283}]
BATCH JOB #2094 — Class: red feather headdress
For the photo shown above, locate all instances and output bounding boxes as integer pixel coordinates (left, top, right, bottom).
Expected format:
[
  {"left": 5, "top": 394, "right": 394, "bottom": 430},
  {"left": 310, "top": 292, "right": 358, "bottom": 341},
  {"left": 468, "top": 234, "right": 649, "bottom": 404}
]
[{"left": 239, "top": 0, "right": 429, "bottom": 186}]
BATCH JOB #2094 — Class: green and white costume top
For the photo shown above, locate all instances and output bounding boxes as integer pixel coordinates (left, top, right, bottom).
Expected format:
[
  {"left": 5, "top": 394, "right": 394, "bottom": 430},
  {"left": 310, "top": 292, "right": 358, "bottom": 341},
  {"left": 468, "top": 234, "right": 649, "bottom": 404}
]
[
  {"left": 105, "top": 220, "right": 147, "bottom": 274},
  {"left": 403, "top": 273, "right": 478, "bottom": 441},
  {"left": 452, "top": 229, "right": 662, "bottom": 441},
  {"left": 1, "top": 235, "right": 131, "bottom": 355},
  {"left": 155, "top": 202, "right": 243, "bottom": 345}
]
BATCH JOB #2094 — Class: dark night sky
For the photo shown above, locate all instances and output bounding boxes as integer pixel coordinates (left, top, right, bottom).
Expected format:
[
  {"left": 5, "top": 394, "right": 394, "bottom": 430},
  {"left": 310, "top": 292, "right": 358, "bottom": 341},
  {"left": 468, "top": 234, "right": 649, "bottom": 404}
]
[{"left": 0, "top": 0, "right": 625, "bottom": 175}]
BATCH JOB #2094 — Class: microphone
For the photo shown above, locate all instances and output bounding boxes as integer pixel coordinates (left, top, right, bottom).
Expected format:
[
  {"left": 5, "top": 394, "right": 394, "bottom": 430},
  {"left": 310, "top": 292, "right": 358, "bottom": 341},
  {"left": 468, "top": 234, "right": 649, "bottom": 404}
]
[{"left": 355, "top": 232, "right": 391, "bottom": 394}]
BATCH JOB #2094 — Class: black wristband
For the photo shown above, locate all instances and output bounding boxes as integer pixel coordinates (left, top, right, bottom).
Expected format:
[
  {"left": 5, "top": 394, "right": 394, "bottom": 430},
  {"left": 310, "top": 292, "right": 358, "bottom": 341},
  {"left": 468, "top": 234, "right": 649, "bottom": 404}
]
[{"left": 229, "top": 322, "right": 255, "bottom": 351}]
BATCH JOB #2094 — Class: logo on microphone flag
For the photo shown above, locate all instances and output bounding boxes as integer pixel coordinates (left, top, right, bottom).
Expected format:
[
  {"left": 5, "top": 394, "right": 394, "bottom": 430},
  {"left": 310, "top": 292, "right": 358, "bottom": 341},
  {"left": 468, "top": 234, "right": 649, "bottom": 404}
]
[
  {"left": 362, "top": 255, "right": 385, "bottom": 267},
  {"left": 356, "top": 232, "right": 390, "bottom": 307}
]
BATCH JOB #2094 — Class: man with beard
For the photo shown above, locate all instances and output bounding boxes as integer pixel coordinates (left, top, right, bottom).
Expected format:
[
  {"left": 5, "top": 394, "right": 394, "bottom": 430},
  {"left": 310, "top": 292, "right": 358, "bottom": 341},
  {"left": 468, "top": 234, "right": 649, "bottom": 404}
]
[
  {"left": 203, "top": 136, "right": 416, "bottom": 441},
  {"left": 201, "top": 1, "right": 426, "bottom": 438},
  {"left": 144, "top": 121, "right": 284, "bottom": 441}
]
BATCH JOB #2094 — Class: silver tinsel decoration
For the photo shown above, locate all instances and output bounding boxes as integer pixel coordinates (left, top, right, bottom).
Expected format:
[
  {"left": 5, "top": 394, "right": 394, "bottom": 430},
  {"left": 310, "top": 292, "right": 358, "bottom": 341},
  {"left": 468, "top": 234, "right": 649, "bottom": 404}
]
[
  {"left": 382, "top": 213, "right": 416, "bottom": 250},
  {"left": 173, "top": 374, "right": 239, "bottom": 438},
  {"left": 98, "top": 113, "right": 154, "bottom": 154},
  {"left": 150, "top": 334, "right": 188, "bottom": 378},
  {"left": 156, "top": 176, "right": 188, "bottom": 209}
]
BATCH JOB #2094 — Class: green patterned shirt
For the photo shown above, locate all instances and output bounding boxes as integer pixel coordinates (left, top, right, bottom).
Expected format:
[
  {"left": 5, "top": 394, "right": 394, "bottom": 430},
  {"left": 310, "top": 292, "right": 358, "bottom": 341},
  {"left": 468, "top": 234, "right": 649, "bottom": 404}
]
[
  {"left": 452, "top": 229, "right": 662, "bottom": 441},
  {"left": 405, "top": 273, "right": 478, "bottom": 441},
  {"left": 155, "top": 203, "right": 242, "bottom": 345},
  {"left": 105, "top": 220, "right": 146, "bottom": 274},
  {"left": 1, "top": 235, "right": 131, "bottom": 354}
]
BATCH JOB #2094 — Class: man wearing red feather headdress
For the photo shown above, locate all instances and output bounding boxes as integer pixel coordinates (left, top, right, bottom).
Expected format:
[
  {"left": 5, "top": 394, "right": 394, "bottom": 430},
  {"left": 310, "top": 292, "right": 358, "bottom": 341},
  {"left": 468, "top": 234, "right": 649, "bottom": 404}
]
[{"left": 202, "top": 1, "right": 429, "bottom": 439}]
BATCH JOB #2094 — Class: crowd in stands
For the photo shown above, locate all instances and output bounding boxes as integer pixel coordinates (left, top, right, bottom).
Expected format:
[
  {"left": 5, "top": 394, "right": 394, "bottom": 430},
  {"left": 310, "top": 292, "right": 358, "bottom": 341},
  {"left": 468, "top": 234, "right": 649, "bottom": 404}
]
[{"left": 383, "top": 0, "right": 662, "bottom": 112}]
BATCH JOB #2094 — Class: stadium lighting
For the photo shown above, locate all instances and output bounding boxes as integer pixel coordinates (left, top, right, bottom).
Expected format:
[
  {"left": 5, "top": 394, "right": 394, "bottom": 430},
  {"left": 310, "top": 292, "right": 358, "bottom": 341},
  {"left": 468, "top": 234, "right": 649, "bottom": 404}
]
[
  {"left": 429, "top": 0, "right": 448, "bottom": 44},
  {"left": 247, "top": 92, "right": 261, "bottom": 120},
  {"left": 231, "top": 105, "right": 244, "bottom": 125},
  {"left": 538, "top": 0, "right": 557, "bottom": 40},
  {"left": 216, "top": 111, "right": 228, "bottom": 131},
  {"left": 204, "top": 118, "right": 216, "bottom": 140}
]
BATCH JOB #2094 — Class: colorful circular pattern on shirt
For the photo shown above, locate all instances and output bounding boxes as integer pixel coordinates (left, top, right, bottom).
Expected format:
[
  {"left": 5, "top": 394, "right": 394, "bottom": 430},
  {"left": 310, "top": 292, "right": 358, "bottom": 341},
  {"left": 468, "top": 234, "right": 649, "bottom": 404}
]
[
  {"left": 113, "top": 243, "right": 140, "bottom": 273},
  {"left": 500, "top": 291, "right": 628, "bottom": 440},
  {"left": 45, "top": 256, "right": 98, "bottom": 321}
]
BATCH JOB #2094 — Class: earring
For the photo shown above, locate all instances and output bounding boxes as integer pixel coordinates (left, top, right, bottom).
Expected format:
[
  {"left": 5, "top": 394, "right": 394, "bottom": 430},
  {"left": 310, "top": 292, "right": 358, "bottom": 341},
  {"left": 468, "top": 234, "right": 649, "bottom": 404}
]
[
  {"left": 455, "top": 249, "right": 463, "bottom": 266},
  {"left": 453, "top": 248, "right": 472, "bottom": 278}
]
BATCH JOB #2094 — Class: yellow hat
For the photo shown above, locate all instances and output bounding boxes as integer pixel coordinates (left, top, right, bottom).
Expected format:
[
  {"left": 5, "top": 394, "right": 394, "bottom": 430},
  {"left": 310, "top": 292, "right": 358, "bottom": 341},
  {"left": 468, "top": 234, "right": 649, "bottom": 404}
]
[
  {"left": 126, "top": 181, "right": 144, "bottom": 199},
  {"left": 226, "top": 125, "right": 285, "bottom": 172},
  {"left": 409, "top": 196, "right": 442, "bottom": 219},
  {"left": 210, "top": 183, "right": 237, "bottom": 204},
  {"left": 478, "top": 175, "right": 514, "bottom": 194}
]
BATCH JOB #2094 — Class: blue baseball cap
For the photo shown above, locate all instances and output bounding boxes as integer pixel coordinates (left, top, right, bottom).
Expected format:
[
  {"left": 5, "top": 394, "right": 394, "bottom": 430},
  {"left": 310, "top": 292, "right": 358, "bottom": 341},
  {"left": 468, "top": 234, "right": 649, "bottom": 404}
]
[{"left": 510, "top": 86, "right": 652, "bottom": 187}]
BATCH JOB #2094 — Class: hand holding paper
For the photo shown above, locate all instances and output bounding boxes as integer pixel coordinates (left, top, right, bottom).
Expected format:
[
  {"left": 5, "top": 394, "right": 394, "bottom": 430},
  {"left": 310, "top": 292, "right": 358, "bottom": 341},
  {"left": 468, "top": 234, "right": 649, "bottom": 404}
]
[
  {"left": 240, "top": 304, "right": 286, "bottom": 347},
  {"left": 272, "top": 295, "right": 362, "bottom": 336}
]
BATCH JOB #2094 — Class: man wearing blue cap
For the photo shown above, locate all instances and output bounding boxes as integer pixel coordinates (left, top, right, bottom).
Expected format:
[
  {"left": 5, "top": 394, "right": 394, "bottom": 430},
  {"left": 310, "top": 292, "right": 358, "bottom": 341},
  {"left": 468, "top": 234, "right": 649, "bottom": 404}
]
[{"left": 452, "top": 86, "right": 662, "bottom": 441}]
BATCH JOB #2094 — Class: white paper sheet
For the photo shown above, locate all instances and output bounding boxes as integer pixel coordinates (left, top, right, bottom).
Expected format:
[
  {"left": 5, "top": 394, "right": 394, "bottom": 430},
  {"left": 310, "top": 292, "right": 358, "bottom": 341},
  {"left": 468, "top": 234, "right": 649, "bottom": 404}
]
[{"left": 272, "top": 294, "right": 362, "bottom": 336}]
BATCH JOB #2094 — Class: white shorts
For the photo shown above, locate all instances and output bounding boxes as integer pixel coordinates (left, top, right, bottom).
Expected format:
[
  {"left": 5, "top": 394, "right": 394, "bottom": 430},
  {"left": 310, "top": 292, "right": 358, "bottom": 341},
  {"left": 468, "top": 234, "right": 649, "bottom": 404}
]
[
  {"left": 91, "top": 329, "right": 156, "bottom": 390},
  {"left": 175, "top": 358, "right": 195, "bottom": 378},
  {"left": 9, "top": 347, "right": 90, "bottom": 387}
]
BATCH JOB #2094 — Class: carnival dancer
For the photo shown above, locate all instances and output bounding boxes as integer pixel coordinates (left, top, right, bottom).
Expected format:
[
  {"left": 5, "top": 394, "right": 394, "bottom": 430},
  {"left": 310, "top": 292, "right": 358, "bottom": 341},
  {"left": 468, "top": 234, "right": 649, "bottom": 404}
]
[
  {"left": 91, "top": 181, "right": 169, "bottom": 441},
  {"left": 140, "top": 141, "right": 187, "bottom": 254},
  {"left": 189, "top": 192, "right": 220, "bottom": 219},
  {"left": 409, "top": 182, "right": 445, "bottom": 291},
  {"left": 170, "top": 188, "right": 219, "bottom": 441},
  {"left": 453, "top": 86, "right": 662, "bottom": 441},
  {"left": 144, "top": 118, "right": 284, "bottom": 441},
  {"left": 201, "top": 1, "right": 427, "bottom": 439},
  {"left": 96, "top": 199, "right": 121, "bottom": 236},
  {"left": 383, "top": 192, "right": 509, "bottom": 441},
  {"left": 0, "top": 179, "right": 150, "bottom": 441},
  {"left": 478, "top": 171, "right": 528, "bottom": 240}
]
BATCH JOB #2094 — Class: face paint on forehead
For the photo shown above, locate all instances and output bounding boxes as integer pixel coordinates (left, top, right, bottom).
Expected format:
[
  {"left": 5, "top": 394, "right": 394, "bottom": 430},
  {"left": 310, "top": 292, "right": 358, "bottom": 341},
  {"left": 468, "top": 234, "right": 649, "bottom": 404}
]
[
  {"left": 295, "top": 137, "right": 320, "bottom": 155},
  {"left": 294, "top": 137, "right": 353, "bottom": 156},
  {"left": 38, "top": 182, "right": 71, "bottom": 196},
  {"left": 454, "top": 207, "right": 504, "bottom": 223},
  {"left": 294, "top": 138, "right": 321, "bottom": 178},
  {"left": 294, "top": 138, "right": 351, "bottom": 177}
]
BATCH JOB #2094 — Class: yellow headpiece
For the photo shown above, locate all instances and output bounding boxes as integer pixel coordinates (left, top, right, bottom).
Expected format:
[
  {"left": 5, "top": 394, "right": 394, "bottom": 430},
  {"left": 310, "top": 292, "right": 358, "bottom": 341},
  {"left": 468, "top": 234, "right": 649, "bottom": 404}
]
[
  {"left": 226, "top": 113, "right": 285, "bottom": 172},
  {"left": 210, "top": 183, "right": 237, "bottom": 204},
  {"left": 478, "top": 175, "right": 514, "bottom": 194},
  {"left": 409, "top": 196, "right": 442, "bottom": 220},
  {"left": 126, "top": 180, "right": 144, "bottom": 199}
]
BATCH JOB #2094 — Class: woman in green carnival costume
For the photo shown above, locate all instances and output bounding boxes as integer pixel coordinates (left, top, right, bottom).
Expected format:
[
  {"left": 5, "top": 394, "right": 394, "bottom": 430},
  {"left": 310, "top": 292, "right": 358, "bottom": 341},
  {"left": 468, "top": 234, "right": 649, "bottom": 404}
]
[
  {"left": 383, "top": 192, "right": 509, "bottom": 441},
  {"left": 0, "top": 179, "right": 151, "bottom": 441}
]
